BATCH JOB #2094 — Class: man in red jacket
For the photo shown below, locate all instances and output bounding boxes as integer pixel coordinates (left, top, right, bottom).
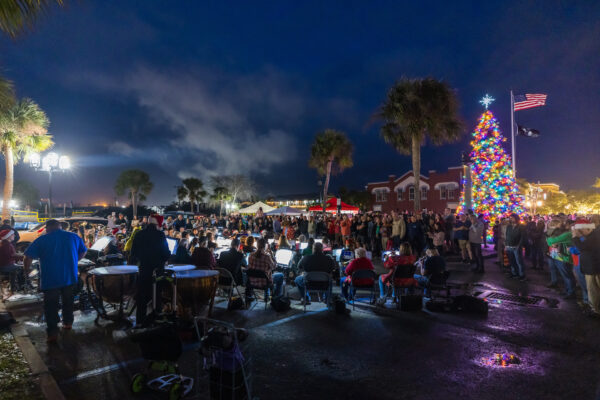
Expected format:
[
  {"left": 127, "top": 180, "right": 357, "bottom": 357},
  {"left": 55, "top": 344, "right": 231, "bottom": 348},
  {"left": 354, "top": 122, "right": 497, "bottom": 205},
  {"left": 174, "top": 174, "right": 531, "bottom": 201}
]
[{"left": 340, "top": 247, "right": 375, "bottom": 300}]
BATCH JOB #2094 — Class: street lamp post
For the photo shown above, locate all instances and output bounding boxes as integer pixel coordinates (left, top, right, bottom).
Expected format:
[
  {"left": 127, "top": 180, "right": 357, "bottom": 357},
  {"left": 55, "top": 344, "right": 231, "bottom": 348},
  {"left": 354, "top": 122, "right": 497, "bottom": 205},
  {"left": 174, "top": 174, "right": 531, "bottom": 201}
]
[
  {"left": 526, "top": 183, "right": 544, "bottom": 215},
  {"left": 29, "top": 152, "right": 71, "bottom": 218},
  {"left": 461, "top": 151, "right": 473, "bottom": 211}
]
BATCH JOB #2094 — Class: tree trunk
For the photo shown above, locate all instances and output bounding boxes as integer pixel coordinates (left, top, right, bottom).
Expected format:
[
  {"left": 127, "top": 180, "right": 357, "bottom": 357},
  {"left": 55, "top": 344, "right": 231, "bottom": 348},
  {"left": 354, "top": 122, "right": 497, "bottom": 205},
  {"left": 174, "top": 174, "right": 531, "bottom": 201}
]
[
  {"left": 322, "top": 158, "right": 333, "bottom": 214},
  {"left": 2, "top": 146, "right": 14, "bottom": 220},
  {"left": 412, "top": 136, "right": 421, "bottom": 213},
  {"left": 131, "top": 189, "right": 138, "bottom": 220}
]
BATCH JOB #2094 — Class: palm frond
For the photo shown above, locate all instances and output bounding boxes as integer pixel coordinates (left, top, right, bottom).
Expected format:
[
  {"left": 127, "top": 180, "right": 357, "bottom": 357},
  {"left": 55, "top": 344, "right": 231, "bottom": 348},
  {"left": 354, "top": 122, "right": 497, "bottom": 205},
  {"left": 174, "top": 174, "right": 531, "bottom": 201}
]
[
  {"left": 114, "top": 169, "right": 153, "bottom": 197},
  {"left": 0, "top": 76, "right": 15, "bottom": 109},
  {"left": 12, "top": 98, "right": 49, "bottom": 134},
  {"left": 0, "top": 131, "right": 18, "bottom": 148},
  {"left": 15, "top": 133, "right": 53, "bottom": 163},
  {"left": 0, "top": 0, "right": 64, "bottom": 38},
  {"left": 177, "top": 185, "right": 188, "bottom": 201},
  {"left": 378, "top": 77, "right": 463, "bottom": 151},
  {"left": 308, "top": 129, "right": 353, "bottom": 176}
]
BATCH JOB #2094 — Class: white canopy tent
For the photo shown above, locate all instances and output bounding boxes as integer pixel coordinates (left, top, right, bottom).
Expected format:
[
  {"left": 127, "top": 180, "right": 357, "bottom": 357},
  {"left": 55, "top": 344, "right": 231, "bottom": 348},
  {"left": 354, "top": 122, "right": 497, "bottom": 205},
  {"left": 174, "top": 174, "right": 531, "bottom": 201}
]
[
  {"left": 265, "top": 206, "right": 304, "bottom": 216},
  {"left": 237, "top": 201, "right": 275, "bottom": 214}
]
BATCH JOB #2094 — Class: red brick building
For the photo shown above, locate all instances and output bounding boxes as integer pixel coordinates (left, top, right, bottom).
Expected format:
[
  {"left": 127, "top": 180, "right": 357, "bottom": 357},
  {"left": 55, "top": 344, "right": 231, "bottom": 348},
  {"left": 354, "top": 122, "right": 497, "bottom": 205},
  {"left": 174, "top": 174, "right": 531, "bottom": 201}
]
[{"left": 365, "top": 167, "right": 463, "bottom": 213}]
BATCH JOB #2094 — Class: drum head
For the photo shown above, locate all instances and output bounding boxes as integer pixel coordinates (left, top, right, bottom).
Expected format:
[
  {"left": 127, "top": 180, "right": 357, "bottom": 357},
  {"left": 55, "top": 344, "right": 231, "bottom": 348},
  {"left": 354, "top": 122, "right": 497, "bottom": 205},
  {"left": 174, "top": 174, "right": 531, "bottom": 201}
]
[
  {"left": 174, "top": 269, "right": 219, "bottom": 279},
  {"left": 89, "top": 265, "right": 139, "bottom": 275},
  {"left": 166, "top": 264, "right": 196, "bottom": 272}
]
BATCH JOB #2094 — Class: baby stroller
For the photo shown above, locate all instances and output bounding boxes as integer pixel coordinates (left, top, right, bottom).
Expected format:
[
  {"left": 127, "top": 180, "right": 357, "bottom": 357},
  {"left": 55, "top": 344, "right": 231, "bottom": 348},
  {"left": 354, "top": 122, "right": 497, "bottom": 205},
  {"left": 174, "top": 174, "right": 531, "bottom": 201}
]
[
  {"left": 129, "top": 270, "right": 193, "bottom": 399},
  {"left": 195, "top": 318, "right": 253, "bottom": 400}
]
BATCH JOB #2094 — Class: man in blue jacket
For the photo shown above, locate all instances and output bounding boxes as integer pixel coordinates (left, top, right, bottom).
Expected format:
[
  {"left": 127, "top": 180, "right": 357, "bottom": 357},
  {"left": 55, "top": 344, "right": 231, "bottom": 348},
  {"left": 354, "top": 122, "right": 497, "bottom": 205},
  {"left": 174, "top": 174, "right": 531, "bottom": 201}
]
[{"left": 24, "top": 219, "right": 87, "bottom": 343}]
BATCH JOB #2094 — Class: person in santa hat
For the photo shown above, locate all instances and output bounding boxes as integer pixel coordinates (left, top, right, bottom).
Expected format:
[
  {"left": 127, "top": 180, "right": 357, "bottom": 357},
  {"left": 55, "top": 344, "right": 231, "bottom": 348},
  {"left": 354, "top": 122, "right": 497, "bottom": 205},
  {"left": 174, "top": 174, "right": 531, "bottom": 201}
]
[
  {"left": 571, "top": 216, "right": 600, "bottom": 318},
  {"left": 129, "top": 214, "right": 170, "bottom": 326},
  {"left": 0, "top": 229, "right": 19, "bottom": 299}
]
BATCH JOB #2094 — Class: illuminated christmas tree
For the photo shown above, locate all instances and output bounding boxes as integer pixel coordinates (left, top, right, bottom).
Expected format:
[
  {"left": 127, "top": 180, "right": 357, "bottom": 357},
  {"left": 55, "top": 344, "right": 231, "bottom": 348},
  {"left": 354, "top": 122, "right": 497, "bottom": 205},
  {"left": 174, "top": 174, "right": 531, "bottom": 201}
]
[{"left": 457, "top": 96, "right": 524, "bottom": 232}]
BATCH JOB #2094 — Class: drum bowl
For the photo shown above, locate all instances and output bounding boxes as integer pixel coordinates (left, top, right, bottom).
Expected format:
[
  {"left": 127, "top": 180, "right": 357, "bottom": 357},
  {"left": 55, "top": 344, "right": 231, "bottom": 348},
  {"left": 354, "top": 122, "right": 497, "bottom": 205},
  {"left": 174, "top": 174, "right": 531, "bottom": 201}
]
[
  {"left": 172, "top": 272, "right": 219, "bottom": 319},
  {"left": 89, "top": 271, "right": 138, "bottom": 304}
]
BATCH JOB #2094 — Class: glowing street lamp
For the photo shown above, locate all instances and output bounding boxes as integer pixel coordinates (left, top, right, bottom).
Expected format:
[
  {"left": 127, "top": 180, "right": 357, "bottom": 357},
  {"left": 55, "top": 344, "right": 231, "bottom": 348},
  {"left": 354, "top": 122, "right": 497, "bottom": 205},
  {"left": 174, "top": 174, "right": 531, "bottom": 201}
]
[
  {"left": 0, "top": 200, "right": 18, "bottom": 209},
  {"left": 29, "top": 152, "right": 71, "bottom": 218}
]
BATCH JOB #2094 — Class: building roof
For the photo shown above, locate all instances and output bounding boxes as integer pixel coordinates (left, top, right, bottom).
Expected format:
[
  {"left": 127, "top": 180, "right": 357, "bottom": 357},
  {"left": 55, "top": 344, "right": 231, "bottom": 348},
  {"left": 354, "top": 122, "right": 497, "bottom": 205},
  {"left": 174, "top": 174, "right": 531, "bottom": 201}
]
[
  {"left": 268, "top": 193, "right": 322, "bottom": 201},
  {"left": 366, "top": 166, "right": 461, "bottom": 186}
]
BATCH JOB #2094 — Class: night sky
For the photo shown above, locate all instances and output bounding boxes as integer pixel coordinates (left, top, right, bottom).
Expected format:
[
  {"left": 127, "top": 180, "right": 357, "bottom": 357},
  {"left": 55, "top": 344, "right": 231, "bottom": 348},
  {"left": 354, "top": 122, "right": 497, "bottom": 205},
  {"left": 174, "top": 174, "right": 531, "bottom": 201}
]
[{"left": 1, "top": 1, "right": 598, "bottom": 205}]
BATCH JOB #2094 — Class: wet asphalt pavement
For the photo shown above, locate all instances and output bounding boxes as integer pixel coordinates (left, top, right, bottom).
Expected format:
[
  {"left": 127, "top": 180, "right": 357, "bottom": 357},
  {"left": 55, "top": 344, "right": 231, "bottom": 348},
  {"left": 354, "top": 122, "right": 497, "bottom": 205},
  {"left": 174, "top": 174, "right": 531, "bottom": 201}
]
[{"left": 7, "top": 251, "right": 600, "bottom": 400}]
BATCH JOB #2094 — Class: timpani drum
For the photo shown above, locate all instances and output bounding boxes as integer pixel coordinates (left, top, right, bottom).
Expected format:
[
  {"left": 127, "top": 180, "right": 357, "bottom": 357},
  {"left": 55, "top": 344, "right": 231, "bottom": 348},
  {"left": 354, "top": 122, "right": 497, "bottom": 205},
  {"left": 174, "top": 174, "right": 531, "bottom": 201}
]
[
  {"left": 165, "top": 264, "right": 196, "bottom": 273},
  {"left": 170, "top": 269, "right": 219, "bottom": 320},
  {"left": 86, "top": 265, "right": 139, "bottom": 321}
]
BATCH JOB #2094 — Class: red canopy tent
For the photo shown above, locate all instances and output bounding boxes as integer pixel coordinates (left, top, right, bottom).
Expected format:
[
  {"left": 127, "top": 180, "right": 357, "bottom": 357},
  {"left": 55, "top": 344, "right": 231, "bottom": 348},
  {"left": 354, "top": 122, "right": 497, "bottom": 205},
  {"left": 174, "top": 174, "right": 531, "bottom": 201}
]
[{"left": 308, "top": 198, "right": 360, "bottom": 215}]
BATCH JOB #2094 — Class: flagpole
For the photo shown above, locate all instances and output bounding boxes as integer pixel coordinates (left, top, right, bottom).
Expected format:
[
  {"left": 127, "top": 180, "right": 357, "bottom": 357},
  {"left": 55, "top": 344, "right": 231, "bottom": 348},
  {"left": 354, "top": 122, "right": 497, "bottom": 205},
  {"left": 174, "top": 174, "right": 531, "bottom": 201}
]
[{"left": 510, "top": 90, "right": 516, "bottom": 177}]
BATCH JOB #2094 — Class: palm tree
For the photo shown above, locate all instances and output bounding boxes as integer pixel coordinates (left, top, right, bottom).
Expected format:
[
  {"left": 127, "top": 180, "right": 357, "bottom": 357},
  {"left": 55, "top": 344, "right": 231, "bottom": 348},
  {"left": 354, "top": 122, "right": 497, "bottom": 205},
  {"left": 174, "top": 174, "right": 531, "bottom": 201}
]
[
  {"left": 210, "top": 186, "right": 231, "bottom": 217},
  {"left": 0, "top": 98, "right": 53, "bottom": 219},
  {"left": 176, "top": 185, "right": 187, "bottom": 208},
  {"left": 0, "top": 0, "right": 64, "bottom": 38},
  {"left": 114, "top": 169, "right": 153, "bottom": 220},
  {"left": 308, "top": 129, "right": 353, "bottom": 213},
  {"left": 379, "top": 78, "right": 462, "bottom": 212},
  {"left": 178, "top": 178, "right": 206, "bottom": 213}
]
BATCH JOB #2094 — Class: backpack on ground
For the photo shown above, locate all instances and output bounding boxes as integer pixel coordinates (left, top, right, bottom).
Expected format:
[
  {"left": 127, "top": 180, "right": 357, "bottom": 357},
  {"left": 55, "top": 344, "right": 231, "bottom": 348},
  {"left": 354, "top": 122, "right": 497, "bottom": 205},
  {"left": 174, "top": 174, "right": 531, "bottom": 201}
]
[
  {"left": 270, "top": 295, "right": 291, "bottom": 312},
  {"left": 330, "top": 294, "right": 349, "bottom": 314},
  {"left": 228, "top": 296, "right": 244, "bottom": 311}
]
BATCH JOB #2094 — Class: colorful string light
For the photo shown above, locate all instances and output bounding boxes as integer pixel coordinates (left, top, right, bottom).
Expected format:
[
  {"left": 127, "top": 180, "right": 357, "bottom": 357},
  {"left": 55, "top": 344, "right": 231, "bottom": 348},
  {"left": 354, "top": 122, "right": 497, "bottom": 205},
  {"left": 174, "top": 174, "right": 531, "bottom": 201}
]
[{"left": 457, "top": 110, "right": 524, "bottom": 235}]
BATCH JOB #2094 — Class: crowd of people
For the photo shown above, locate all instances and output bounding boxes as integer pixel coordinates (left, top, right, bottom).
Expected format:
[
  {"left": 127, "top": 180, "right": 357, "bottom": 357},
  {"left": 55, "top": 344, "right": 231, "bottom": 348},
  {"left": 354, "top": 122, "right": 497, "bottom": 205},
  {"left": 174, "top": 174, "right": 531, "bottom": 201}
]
[{"left": 1, "top": 205, "right": 599, "bottom": 342}]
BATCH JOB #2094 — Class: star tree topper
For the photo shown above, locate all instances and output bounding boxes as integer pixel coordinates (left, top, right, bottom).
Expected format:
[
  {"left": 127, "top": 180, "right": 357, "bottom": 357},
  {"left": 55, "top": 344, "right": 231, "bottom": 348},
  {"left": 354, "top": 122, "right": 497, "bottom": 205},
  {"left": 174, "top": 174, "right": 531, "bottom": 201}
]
[{"left": 479, "top": 94, "right": 495, "bottom": 109}]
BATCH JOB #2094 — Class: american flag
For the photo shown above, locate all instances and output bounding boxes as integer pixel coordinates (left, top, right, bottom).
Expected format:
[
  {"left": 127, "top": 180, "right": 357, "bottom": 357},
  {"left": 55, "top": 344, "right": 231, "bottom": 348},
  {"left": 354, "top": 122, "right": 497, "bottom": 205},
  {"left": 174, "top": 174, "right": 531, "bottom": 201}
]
[{"left": 513, "top": 93, "right": 547, "bottom": 111}]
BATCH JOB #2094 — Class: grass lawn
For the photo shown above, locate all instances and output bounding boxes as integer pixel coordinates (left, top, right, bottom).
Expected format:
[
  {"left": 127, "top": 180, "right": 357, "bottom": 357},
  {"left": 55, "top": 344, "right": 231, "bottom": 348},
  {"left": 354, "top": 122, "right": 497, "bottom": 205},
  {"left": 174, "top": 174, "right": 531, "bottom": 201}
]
[{"left": 0, "top": 328, "right": 43, "bottom": 400}]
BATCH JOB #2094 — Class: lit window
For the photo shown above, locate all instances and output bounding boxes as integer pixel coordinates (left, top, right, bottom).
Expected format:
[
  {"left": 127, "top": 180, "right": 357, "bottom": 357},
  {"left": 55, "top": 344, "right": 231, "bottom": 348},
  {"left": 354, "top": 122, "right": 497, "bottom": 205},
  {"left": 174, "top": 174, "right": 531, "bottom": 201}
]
[
  {"left": 421, "top": 188, "right": 428, "bottom": 200},
  {"left": 440, "top": 185, "right": 446, "bottom": 199},
  {"left": 448, "top": 189, "right": 455, "bottom": 199},
  {"left": 409, "top": 186, "right": 415, "bottom": 201}
]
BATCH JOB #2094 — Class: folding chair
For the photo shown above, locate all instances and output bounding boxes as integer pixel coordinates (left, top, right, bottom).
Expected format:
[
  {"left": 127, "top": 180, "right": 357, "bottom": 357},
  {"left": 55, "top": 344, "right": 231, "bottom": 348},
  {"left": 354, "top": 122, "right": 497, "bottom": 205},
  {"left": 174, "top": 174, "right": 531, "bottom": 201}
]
[
  {"left": 349, "top": 270, "right": 377, "bottom": 310},
  {"left": 426, "top": 270, "right": 451, "bottom": 300},
  {"left": 391, "top": 264, "right": 419, "bottom": 308},
  {"left": 215, "top": 268, "right": 244, "bottom": 308},
  {"left": 244, "top": 269, "right": 273, "bottom": 310},
  {"left": 303, "top": 271, "right": 332, "bottom": 312}
]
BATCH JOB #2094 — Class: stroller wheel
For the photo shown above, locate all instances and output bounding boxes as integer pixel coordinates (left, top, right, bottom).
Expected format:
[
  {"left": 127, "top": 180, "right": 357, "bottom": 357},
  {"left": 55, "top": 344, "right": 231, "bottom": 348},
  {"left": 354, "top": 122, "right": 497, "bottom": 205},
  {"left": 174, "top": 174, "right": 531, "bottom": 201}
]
[
  {"left": 168, "top": 381, "right": 182, "bottom": 400},
  {"left": 130, "top": 373, "right": 146, "bottom": 394}
]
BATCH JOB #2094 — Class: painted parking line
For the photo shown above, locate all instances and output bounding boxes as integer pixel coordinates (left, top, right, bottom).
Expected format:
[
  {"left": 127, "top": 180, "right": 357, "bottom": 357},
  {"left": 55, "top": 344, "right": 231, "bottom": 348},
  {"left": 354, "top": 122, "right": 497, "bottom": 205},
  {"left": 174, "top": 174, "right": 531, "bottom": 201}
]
[
  {"left": 254, "top": 307, "right": 328, "bottom": 329},
  {"left": 60, "top": 307, "right": 327, "bottom": 385},
  {"left": 60, "top": 358, "right": 144, "bottom": 384}
]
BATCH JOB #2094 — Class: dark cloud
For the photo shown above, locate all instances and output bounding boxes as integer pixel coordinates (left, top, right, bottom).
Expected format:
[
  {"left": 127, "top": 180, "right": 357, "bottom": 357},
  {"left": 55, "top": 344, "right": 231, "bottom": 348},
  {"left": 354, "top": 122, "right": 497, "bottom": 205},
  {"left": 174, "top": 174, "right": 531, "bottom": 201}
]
[{"left": 76, "top": 66, "right": 300, "bottom": 184}]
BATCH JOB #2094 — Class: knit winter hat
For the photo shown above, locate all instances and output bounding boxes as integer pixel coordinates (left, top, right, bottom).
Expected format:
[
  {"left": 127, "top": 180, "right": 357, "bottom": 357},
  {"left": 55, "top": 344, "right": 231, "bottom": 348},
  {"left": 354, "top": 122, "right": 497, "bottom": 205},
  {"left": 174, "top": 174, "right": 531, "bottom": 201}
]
[
  {"left": 148, "top": 214, "right": 164, "bottom": 226},
  {"left": 0, "top": 229, "right": 14, "bottom": 240},
  {"left": 572, "top": 217, "right": 595, "bottom": 230}
]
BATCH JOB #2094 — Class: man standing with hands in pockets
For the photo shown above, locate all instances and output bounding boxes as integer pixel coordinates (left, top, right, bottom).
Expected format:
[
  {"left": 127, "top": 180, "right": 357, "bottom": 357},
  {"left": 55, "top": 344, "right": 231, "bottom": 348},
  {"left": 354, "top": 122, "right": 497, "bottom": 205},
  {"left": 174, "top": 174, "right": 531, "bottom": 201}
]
[{"left": 24, "top": 219, "right": 87, "bottom": 343}]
